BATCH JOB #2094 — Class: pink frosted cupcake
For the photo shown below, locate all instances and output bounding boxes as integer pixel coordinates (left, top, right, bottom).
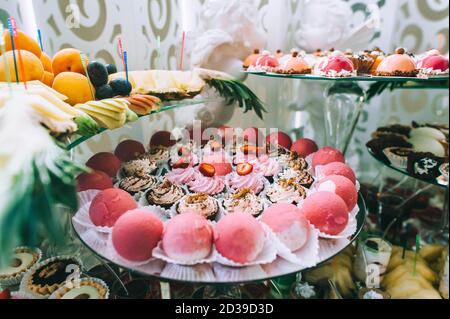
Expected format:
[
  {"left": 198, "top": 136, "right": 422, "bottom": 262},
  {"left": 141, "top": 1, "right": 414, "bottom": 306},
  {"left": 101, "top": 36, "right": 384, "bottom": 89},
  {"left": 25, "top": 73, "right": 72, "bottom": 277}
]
[
  {"left": 227, "top": 163, "right": 265, "bottom": 195},
  {"left": 254, "top": 154, "right": 282, "bottom": 182},
  {"left": 188, "top": 164, "right": 226, "bottom": 196},
  {"left": 165, "top": 155, "right": 197, "bottom": 185}
]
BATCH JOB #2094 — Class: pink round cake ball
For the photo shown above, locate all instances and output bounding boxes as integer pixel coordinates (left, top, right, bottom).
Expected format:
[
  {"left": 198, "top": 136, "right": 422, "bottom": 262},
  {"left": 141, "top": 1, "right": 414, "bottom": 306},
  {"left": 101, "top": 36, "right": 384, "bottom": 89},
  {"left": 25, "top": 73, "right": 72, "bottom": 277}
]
[
  {"left": 261, "top": 204, "right": 310, "bottom": 252},
  {"left": 112, "top": 209, "right": 163, "bottom": 262},
  {"left": 317, "top": 175, "right": 358, "bottom": 211},
  {"left": 214, "top": 213, "right": 265, "bottom": 264},
  {"left": 301, "top": 192, "right": 349, "bottom": 235},
  {"left": 76, "top": 170, "right": 113, "bottom": 192},
  {"left": 86, "top": 152, "right": 121, "bottom": 178},
  {"left": 114, "top": 140, "right": 146, "bottom": 162},
  {"left": 89, "top": 189, "right": 137, "bottom": 227},
  {"left": 321, "top": 162, "right": 356, "bottom": 185},
  {"left": 291, "top": 138, "right": 319, "bottom": 158},
  {"left": 162, "top": 213, "right": 213, "bottom": 262},
  {"left": 266, "top": 132, "right": 293, "bottom": 150},
  {"left": 312, "top": 147, "right": 345, "bottom": 168}
]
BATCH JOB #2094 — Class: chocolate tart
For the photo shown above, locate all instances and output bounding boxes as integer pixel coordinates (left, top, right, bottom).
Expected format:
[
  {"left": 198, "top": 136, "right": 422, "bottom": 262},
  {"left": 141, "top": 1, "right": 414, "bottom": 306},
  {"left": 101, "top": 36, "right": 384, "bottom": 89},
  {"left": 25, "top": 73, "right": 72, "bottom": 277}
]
[
  {"left": 21, "top": 256, "right": 82, "bottom": 298},
  {"left": 407, "top": 152, "right": 446, "bottom": 180}
]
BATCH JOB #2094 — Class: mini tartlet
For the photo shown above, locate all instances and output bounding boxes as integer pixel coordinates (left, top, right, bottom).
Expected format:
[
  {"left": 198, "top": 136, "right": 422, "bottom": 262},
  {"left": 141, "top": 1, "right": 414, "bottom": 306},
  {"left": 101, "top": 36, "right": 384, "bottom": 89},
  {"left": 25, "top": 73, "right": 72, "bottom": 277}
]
[
  {"left": 383, "top": 147, "right": 414, "bottom": 169},
  {"left": 266, "top": 177, "right": 307, "bottom": 204},
  {"left": 375, "top": 48, "right": 418, "bottom": 77},
  {"left": 118, "top": 175, "right": 159, "bottom": 195},
  {"left": 0, "top": 247, "right": 42, "bottom": 286},
  {"left": 223, "top": 188, "right": 264, "bottom": 217},
  {"left": 176, "top": 193, "right": 220, "bottom": 221},
  {"left": 145, "top": 180, "right": 185, "bottom": 209},
  {"left": 23, "top": 257, "right": 82, "bottom": 298},
  {"left": 50, "top": 278, "right": 109, "bottom": 299}
]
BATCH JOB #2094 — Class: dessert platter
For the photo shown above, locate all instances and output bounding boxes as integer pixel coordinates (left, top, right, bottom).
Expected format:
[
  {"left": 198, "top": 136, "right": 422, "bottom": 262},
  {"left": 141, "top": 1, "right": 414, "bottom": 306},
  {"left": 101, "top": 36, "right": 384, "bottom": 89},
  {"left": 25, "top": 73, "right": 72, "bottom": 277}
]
[
  {"left": 242, "top": 48, "right": 450, "bottom": 82},
  {"left": 72, "top": 130, "right": 366, "bottom": 284},
  {"left": 367, "top": 122, "right": 449, "bottom": 188}
]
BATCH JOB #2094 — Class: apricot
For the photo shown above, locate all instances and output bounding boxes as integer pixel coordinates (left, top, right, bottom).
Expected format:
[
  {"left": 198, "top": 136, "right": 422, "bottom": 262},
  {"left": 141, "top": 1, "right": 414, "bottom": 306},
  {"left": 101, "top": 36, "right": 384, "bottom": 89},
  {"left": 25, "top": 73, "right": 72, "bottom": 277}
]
[
  {"left": 41, "top": 71, "right": 54, "bottom": 87},
  {"left": 52, "top": 72, "right": 95, "bottom": 105},
  {"left": 4, "top": 29, "right": 42, "bottom": 58},
  {"left": 40, "top": 52, "right": 53, "bottom": 72},
  {"left": 0, "top": 50, "right": 44, "bottom": 82},
  {"left": 52, "top": 48, "right": 88, "bottom": 76}
]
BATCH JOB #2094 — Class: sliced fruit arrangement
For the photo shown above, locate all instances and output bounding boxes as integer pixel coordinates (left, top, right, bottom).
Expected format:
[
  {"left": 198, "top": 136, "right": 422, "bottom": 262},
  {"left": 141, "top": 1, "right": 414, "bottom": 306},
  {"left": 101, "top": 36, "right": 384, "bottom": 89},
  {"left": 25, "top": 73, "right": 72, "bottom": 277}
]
[
  {"left": 75, "top": 98, "right": 136, "bottom": 130},
  {"left": 124, "top": 94, "right": 162, "bottom": 115}
]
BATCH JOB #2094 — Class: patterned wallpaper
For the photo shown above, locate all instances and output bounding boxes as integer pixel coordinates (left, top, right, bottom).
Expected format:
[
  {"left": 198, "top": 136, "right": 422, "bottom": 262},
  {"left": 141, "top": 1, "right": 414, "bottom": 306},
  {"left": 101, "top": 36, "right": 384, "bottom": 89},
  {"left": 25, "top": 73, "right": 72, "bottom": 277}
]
[{"left": 0, "top": 0, "right": 448, "bottom": 178}]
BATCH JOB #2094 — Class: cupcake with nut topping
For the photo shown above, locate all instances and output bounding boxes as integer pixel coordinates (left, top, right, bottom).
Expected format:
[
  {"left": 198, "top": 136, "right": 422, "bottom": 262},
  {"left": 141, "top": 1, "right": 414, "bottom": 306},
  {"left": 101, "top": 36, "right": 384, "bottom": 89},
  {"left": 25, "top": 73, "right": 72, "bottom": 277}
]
[
  {"left": 176, "top": 193, "right": 220, "bottom": 221},
  {"left": 223, "top": 188, "right": 264, "bottom": 217},
  {"left": 266, "top": 177, "right": 307, "bottom": 204},
  {"left": 146, "top": 180, "right": 185, "bottom": 209},
  {"left": 118, "top": 175, "right": 160, "bottom": 196}
]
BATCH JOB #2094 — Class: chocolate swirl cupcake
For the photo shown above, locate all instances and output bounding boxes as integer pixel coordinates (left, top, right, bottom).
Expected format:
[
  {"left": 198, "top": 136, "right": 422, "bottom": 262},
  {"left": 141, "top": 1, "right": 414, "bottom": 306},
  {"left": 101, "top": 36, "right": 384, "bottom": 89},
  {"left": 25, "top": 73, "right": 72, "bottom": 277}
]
[
  {"left": 118, "top": 176, "right": 159, "bottom": 195},
  {"left": 223, "top": 189, "right": 264, "bottom": 217},
  {"left": 122, "top": 158, "right": 157, "bottom": 178},
  {"left": 142, "top": 145, "right": 170, "bottom": 163},
  {"left": 266, "top": 178, "right": 307, "bottom": 204},
  {"left": 146, "top": 180, "right": 185, "bottom": 209},
  {"left": 176, "top": 193, "right": 219, "bottom": 221}
]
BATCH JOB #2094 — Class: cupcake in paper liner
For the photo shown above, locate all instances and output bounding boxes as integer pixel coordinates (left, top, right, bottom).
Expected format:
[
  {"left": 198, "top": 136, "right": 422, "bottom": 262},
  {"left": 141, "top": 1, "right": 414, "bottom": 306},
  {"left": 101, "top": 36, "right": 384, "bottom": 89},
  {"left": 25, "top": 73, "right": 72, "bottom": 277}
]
[
  {"left": 266, "top": 177, "right": 308, "bottom": 205},
  {"left": 213, "top": 216, "right": 277, "bottom": 268},
  {"left": 140, "top": 145, "right": 171, "bottom": 166},
  {"left": 0, "top": 247, "right": 42, "bottom": 287},
  {"left": 172, "top": 193, "right": 222, "bottom": 221},
  {"left": 116, "top": 175, "right": 160, "bottom": 196},
  {"left": 119, "top": 157, "right": 158, "bottom": 179},
  {"left": 383, "top": 147, "right": 413, "bottom": 169},
  {"left": 222, "top": 188, "right": 266, "bottom": 218},
  {"left": 161, "top": 263, "right": 215, "bottom": 283},
  {"left": 49, "top": 277, "right": 110, "bottom": 299},
  {"left": 152, "top": 213, "right": 215, "bottom": 266},
  {"left": 144, "top": 179, "right": 186, "bottom": 210},
  {"left": 277, "top": 168, "right": 315, "bottom": 189},
  {"left": 20, "top": 256, "right": 83, "bottom": 299}
]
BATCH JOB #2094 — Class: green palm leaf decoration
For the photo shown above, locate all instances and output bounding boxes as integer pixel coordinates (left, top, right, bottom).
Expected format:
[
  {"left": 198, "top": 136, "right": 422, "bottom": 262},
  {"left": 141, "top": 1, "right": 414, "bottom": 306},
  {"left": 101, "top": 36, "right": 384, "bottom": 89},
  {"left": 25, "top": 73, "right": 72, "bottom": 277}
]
[{"left": 207, "top": 79, "right": 267, "bottom": 120}]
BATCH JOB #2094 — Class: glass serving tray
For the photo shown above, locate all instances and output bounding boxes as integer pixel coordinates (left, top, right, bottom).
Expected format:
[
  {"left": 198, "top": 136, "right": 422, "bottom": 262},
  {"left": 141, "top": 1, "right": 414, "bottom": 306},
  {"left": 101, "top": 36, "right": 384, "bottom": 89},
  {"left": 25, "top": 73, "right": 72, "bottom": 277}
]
[
  {"left": 72, "top": 196, "right": 366, "bottom": 285},
  {"left": 367, "top": 147, "right": 448, "bottom": 189},
  {"left": 66, "top": 98, "right": 214, "bottom": 150},
  {"left": 244, "top": 71, "right": 449, "bottom": 83}
]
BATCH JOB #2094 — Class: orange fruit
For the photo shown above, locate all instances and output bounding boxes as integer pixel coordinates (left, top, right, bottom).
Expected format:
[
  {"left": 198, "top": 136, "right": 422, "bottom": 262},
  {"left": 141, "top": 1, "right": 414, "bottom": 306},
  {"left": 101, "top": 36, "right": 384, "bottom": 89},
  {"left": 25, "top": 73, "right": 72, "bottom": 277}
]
[
  {"left": 52, "top": 48, "right": 88, "bottom": 76},
  {"left": 3, "top": 30, "right": 42, "bottom": 58},
  {"left": 52, "top": 72, "right": 95, "bottom": 105},
  {"left": 41, "top": 71, "right": 54, "bottom": 87},
  {"left": 0, "top": 50, "right": 44, "bottom": 82},
  {"left": 40, "top": 52, "right": 53, "bottom": 72}
]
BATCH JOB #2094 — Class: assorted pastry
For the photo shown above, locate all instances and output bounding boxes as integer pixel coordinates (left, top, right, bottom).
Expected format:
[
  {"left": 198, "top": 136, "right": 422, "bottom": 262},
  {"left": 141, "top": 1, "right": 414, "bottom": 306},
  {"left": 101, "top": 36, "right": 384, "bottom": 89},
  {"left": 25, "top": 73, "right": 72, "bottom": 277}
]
[
  {"left": 77, "top": 128, "right": 360, "bottom": 267},
  {"left": 367, "top": 122, "right": 449, "bottom": 183},
  {"left": 243, "top": 47, "right": 449, "bottom": 78}
]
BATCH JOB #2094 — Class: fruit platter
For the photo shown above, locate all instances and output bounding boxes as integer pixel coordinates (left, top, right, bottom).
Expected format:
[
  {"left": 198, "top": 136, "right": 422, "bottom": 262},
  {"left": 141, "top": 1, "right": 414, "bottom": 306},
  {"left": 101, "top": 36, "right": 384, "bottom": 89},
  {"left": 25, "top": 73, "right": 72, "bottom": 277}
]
[{"left": 72, "top": 129, "right": 366, "bottom": 283}]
